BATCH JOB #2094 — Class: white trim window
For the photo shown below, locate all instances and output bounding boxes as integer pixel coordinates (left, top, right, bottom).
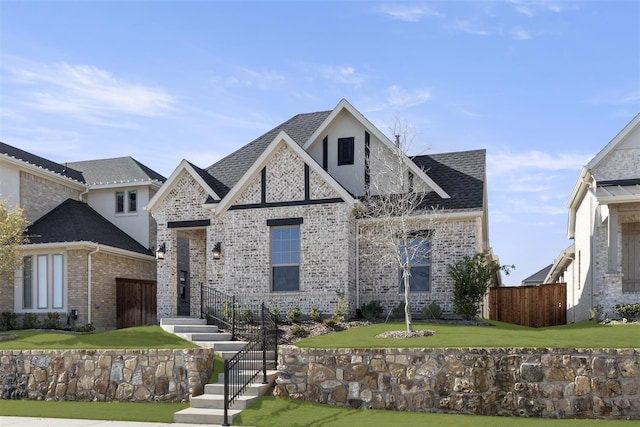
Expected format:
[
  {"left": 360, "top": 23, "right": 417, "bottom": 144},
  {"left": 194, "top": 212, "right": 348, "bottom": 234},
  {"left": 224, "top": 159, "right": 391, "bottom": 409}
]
[
  {"left": 116, "top": 189, "right": 138, "bottom": 214},
  {"left": 22, "top": 254, "right": 66, "bottom": 311},
  {"left": 399, "top": 238, "right": 431, "bottom": 292}
]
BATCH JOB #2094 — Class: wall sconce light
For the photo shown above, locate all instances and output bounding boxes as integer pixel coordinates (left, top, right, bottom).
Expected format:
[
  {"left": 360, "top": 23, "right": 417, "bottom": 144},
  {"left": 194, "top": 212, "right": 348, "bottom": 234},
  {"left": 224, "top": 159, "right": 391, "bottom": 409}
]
[
  {"left": 212, "top": 242, "right": 222, "bottom": 260},
  {"left": 155, "top": 242, "right": 166, "bottom": 260}
]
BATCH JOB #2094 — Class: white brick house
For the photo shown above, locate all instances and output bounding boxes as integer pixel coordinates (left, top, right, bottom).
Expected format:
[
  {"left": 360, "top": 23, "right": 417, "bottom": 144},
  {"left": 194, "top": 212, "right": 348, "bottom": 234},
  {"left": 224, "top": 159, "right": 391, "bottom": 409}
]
[
  {"left": 545, "top": 113, "right": 640, "bottom": 322},
  {"left": 148, "top": 99, "right": 494, "bottom": 319}
]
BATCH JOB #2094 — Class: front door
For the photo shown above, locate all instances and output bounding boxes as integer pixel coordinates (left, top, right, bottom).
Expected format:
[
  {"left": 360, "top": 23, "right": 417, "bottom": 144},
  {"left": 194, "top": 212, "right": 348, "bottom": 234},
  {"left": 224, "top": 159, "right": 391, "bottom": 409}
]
[{"left": 177, "top": 270, "right": 190, "bottom": 316}]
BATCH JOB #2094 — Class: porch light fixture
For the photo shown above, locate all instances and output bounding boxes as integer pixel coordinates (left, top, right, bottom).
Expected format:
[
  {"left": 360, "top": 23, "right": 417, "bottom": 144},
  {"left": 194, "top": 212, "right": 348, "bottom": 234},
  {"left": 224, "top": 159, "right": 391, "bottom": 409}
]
[
  {"left": 212, "top": 242, "right": 222, "bottom": 260},
  {"left": 155, "top": 242, "right": 166, "bottom": 260}
]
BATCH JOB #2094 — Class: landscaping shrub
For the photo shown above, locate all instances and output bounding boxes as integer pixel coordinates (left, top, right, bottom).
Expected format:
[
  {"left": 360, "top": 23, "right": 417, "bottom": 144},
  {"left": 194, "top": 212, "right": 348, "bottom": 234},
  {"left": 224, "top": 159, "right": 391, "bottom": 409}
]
[
  {"left": 41, "top": 312, "right": 61, "bottom": 330},
  {"left": 238, "top": 309, "right": 254, "bottom": 324},
  {"left": 422, "top": 301, "right": 442, "bottom": 320},
  {"left": 333, "top": 291, "right": 347, "bottom": 321},
  {"left": 22, "top": 313, "right": 39, "bottom": 329},
  {"left": 222, "top": 300, "right": 233, "bottom": 323},
  {"left": 613, "top": 303, "right": 640, "bottom": 321},
  {"left": 308, "top": 306, "right": 322, "bottom": 323},
  {"left": 360, "top": 300, "right": 383, "bottom": 321},
  {"left": 1, "top": 311, "right": 18, "bottom": 331},
  {"left": 392, "top": 301, "right": 405, "bottom": 319},
  {"left": 269, "top": 306, "right": 281, "bottom": 321},
  {"left": 290, "top": 324, "right": 308, "bottom": 337},
  {"left": 74, "top": 322, "right": 95, "bottom": 333},
  {"left": 322, "top": 318, "right": 338, "bottom": 328},
  {"left": 287, "top": 306, "right": 302, "bottom": 324}
]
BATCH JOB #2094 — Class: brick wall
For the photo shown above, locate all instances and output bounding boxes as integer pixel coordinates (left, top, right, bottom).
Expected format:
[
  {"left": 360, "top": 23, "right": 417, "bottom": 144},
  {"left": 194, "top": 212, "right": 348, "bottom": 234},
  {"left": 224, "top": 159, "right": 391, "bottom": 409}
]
[{"left": 20, "top": 171, "right": 82, "bottom": 223}]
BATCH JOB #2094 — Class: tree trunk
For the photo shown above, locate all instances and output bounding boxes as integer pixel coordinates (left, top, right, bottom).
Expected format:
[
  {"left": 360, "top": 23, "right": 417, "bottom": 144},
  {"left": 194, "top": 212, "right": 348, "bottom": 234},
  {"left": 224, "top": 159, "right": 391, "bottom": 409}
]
[{"left": 403, "top": 269, "right": 413, "bottom": 332}]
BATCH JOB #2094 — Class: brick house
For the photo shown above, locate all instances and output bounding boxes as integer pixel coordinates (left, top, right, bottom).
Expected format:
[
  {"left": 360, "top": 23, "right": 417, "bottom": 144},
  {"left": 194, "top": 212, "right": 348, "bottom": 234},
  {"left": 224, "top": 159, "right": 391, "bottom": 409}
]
[
  {"left": 0, "top": 143, "right": 164, "bottom": 329},
  {"left": 148, "top": 99, "right": 495, "bottom": 320},
  {"left": 544, "top": 113, "right": 640, "bottom": 322}
]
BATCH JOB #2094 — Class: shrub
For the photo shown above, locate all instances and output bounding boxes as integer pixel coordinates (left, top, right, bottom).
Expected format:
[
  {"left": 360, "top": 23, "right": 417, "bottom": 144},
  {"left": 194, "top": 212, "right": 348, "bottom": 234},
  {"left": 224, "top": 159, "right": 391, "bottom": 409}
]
[
  {"left": 41, "top": 312, "right": 61, "bottom": 330},
  {"left": 333, "top": 291, "right": 348, "bottom": 321},
  {"left": 238, "top": 309, "right": 254, "bottom": 324},
  {"left": 269, "top": 306, "right": 281, "bottom": 321},
  {"left": 422, "top": 301, "right": 442, "bottom": 320},
  {"left": 308, "top": 306, "right": 322, "bottom": 323},
  {"left": 0, "top": 311, "right": 18, "bottom": 331},
  {"left": 323, "top": 318, "right": 338, "bottom": 328},
  {"left": 360, "top": 300, "right": 383, "bottom": 321},
  {"left": 392, "top": 301, "right": 405, "bottom": 319},
  {"left": 287, "top": 306, "right": 302, "bottom": 324},
  {"left": 222, "top": 300, "right": 234, "bottom": 323},
  {"left": 290, "top": 324, "right": 308, "bottom": 337},
  {"left": 75, "top": 322, "right": 95, "bottom": 333},
  {"left": 613, "top": 303, "right": 640, "bottom": 321},
  {"left": 22, "top": 313, "right": 40, "bottom": 329}
]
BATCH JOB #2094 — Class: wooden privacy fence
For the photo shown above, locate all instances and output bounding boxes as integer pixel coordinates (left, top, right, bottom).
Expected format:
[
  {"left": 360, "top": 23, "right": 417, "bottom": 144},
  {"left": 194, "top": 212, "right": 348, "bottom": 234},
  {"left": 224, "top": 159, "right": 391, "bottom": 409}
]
[
  {"left": 489, "top": 283, "right": 566, "bottom": 327},
  {"left": 116, "top": 278, "right": 157, "bottom": 329}
]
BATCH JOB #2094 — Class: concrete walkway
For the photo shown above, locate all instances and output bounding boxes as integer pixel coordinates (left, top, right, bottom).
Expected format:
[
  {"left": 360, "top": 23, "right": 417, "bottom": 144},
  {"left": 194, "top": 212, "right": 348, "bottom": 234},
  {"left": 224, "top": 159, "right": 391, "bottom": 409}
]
[{"left": 0, "top": 417, "right": 227, "bottom": 427}]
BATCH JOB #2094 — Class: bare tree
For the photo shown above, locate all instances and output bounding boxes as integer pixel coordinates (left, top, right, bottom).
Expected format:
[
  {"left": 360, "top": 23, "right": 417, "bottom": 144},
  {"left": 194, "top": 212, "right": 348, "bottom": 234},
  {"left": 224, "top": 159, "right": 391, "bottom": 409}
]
[
  {"left": 0, "top": 200, "right": 29, "bottom": 282},
  {"left": 357, "top": 121, "right": 446, "bottom": 332}
]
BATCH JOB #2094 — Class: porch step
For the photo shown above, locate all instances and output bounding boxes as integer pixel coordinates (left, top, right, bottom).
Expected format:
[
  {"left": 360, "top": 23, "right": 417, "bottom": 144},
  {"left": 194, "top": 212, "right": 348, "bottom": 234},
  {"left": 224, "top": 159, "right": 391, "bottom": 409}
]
[
  {"left": 175, "top": 332, "right": 232, "bottom": 342},
  {"left": 205, "top": 373, "right": 276, "bottom": 396},
  {"left": 160, "top": 317, "right": 207, "bottom": 333},
  {"left": 214, "top": 368, "right": 277, "bottom": 384},
  {"left": 173, "top": 407, "right": 242, "bottom": 425},
  {"left": 173, "top": 324, "right": 220, "bottom": 334}
]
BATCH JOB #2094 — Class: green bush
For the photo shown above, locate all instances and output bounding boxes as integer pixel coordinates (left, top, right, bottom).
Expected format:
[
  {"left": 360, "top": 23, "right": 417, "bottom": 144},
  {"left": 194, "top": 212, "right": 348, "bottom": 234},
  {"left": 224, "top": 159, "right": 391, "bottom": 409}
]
[
  {"left": 290, "top": 324, "right": 308, "bottom": 337},
  {"left": 222, "top": 300, "right": 234, "bottom": 323},
  {"left": 286, "top": 306, "right": 302, "bottom": 324},
  {"left": 74, "top": 322, "right": 95, "bottom": 333},
  {"left": 422, "top": 301, "right": 442, "bottom": 320},
  {"left": 22, "top": 313, "right": 39, "bottom": 329},
  {"left": 360, "top": 300, "right": 383, "bottom": 321},
  {"left": 613, "top": 303, "right": 640, "bottom": 321},
  {"left": 0, "top": 311, "right": 18, "bottom": 331},
  {"left": 392, "top": 301, "right": 405, "bottom": 319},
  {"left": 269, "top": 306, "right": 281, "bottom": 321},
  {"left": 333, "top": 291, "right": 348, "bottom": 321},
  {"left": 41, "top": 312, "right": 61, "bottom": 330},
  {"left": 308, "top": 306, "right": 322, "bottom": 323},
  {"left": 322, "top": 318, "right": 338, "bottom": 328},
  {"left": 238, "top": 309, "right": 254, "bottom": 324}
]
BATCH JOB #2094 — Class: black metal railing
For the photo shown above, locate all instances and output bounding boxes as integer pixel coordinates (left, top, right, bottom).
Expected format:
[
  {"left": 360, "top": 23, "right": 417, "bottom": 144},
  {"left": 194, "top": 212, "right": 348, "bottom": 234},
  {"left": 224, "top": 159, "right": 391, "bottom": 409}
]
[{"left": 200, "top": 285, "right": 278, "bottom": 426}]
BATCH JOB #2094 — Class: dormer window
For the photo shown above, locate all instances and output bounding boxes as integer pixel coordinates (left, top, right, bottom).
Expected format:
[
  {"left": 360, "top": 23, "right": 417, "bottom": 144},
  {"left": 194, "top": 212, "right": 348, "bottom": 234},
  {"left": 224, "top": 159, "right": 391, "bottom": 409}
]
[
  {"left": 116, "top": 191, "right": 125, "bottom": 213},
  {"left": 116, "top": 190, "right": 138, "bottom": 214},
  {"left": 128, "top": 190, "right": 137, "bottom": 212},
  {"left": 338, "top": 137, "right": 354, "bottom": 166}
]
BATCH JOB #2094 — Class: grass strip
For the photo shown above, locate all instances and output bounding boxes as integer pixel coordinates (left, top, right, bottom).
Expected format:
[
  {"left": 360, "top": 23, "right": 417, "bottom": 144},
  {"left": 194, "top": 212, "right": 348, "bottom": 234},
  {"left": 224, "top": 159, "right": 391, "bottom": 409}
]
[
  {"left": 233, "top": 396, "right": 637, "bottom": 427},
  {"left": 0, "top": 400, "right": 189, "bottom": 423},
  {"left": 295, "top": 319, "right": 640, "bottom": 349}
]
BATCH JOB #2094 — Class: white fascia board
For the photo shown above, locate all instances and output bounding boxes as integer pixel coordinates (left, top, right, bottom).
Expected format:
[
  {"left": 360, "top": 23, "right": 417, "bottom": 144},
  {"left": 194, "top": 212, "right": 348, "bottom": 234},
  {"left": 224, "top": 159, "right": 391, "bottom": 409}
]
[
  {"left": 87, "top": 180, "right": 163, "bottom": 190},
  {"left": 587, "top": 113, "right": 640, "bottom": 169},
  {"left": 566, "top": 167, "right": 591, "bottom": 239},
  {"left": 1, "top": 155, "right": 87, "bottom": 190},
  {"left": 596, "top": 194, "right": 640, "bottom": 205},
  {"left": 215, "top": 131, "right": 356, "bottom": 215},
  {"left": 543, "top": 244, "right": 575, "bottom": 284},
  {"left": 21, "top": 241, "right": 155, "bottom": 261},
  {"left": 303, "top": 99, "right": 450, "bottom": 199},
  {"left": 146, "top": 159, "right": 220, "bottom": 213}
]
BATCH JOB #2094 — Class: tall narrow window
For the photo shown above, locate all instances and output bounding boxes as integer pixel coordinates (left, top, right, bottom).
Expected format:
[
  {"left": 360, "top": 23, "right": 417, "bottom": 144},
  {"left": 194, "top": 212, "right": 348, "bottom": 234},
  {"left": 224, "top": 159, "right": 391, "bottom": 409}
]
[
  {"left": 399, "top": 238, "right": 431, "bottom": 292},
  {"left": 271, "top": 226, "right": 300, "bottom": 292},
  {"left": 337, "top": 137, "right": 355, "bottom": 165},
  {"left": 116, "top": 191, "right": 125, "bottom": 213},
  {"left": 23, "top": 256, "right": 32, "bottom": 309},
  {"left": 128, "top": 190, "right": 137, "bottom": 212},
  {"left": 37, "top": 255, "right": 48, "bottom": 309},
  {"left": 52, "top": 254, "right": 63, "bottom": 309}
]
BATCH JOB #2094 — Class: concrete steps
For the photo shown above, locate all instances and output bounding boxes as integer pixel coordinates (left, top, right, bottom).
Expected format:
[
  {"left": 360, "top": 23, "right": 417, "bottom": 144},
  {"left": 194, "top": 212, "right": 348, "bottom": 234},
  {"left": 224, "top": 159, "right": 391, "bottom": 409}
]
[{"left": 161, "top": 317, "right": 277, "bottom": 425}]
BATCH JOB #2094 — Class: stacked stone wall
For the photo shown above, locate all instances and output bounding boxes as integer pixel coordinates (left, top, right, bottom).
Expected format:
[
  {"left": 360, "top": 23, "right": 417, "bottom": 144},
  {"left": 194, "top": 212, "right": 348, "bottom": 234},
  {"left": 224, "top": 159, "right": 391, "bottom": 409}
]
[
  {"left": 0, "top": 348, "right": 213, "bottom": 402},
  {"left": 276, "top": 346, "right": 639, "bottom": 420}
]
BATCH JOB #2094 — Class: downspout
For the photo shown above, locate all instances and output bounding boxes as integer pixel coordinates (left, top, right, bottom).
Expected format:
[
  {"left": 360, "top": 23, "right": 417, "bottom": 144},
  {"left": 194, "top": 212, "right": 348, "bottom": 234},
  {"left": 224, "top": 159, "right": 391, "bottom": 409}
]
[{"left": 88, "top": 245, "right": 100, "bottom": 324}]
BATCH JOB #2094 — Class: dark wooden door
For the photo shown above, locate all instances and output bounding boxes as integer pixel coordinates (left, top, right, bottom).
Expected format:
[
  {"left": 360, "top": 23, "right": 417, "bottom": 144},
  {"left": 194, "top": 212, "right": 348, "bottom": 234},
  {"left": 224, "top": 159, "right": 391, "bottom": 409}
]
[
  {"left": 177, "top": 269, "right": 190, "bottom": 316},
  {"left": 116, "top": 278, "right": 157, "bottom": 328}
]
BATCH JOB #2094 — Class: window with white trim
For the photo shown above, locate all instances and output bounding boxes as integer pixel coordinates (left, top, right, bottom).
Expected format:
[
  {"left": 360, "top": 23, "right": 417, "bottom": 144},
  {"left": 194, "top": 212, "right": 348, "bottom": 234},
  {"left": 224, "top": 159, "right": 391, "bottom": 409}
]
[
  {"left": 23, "top": 254, "right": 65, "bottom": 310},
  {"left": 271, "top": 225, "right": 300, "bottom": 292},
  {"left": 399, "top": 238, "right": 431, "bottom": 292},
  {"left": 116, "top": 190, "right": 138, "bottom": 214}
]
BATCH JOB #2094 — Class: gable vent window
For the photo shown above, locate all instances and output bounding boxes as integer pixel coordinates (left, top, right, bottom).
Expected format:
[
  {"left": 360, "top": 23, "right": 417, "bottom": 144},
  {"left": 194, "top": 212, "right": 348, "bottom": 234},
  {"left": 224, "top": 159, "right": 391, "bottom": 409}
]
[{"left": 337, "top": 137, "right": 355, "bottom": 166}]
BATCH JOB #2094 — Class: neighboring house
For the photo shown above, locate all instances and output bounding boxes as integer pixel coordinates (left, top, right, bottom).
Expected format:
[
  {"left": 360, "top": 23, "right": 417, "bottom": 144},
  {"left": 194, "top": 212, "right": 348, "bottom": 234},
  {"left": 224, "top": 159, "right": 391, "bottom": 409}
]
[
  {"left": 545, "top": 113, "right": 640, "bottom": 322},
  {"left": 148, "top": 99, "right": 494, "bottom": 320},
  {"left": 0, "top": 142, "right": 165, "bottom": 329},
  {"left": 521, "top": 264, "right": 552, "bottom": 285}
]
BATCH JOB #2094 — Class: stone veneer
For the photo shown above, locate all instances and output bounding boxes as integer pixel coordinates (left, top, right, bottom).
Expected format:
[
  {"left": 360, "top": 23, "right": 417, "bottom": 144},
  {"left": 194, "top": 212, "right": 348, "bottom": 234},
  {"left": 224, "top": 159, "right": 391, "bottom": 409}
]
[
  {"left": 276, "top": 346, "right": 639, "bottom": 420},
  {"left": 0, "top": 348, "right": 213, "bottom": 402}
]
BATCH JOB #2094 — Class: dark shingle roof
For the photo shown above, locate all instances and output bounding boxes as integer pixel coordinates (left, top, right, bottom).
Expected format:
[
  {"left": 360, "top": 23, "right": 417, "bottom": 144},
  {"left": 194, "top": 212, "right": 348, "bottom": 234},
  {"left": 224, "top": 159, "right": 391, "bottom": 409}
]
[
  {"left": 27, "top": 199, "right": 152, "bottom": 256},
  {"left": 206, "top": 111, "right": 331, "bottom": 197},
  {"left": 522, "top": 264, "right": 553, "bottom": 285},
  {"left": 411, "top": 149, "right": 486, "bottom": 211},
  {"left": 0, "top": 141, "right": 85, "bottom": 183},
  {"left": 67, "top": 156, "right": 166, "bottom": 185}
]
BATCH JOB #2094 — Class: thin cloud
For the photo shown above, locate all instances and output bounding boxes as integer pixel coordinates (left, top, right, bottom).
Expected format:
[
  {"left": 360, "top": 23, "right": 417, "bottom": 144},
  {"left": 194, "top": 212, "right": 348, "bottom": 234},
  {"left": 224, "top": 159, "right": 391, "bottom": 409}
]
[
  {"left": 7, "top": 62, "right": 173, "bottom": 122},
  {"left": 386, "top": 85, "right": 431, "bottom": 108},
  {"left": 488, "top": 150, "right": 592, "bottom": 175},
  {"left": 213, "top": 67, "right": 286, "bottom": 89},
  {"left": 452, "top": 19, "right": 491, "bottom": 36},
  {"left": 508, "top": 0, "right": 580, "bottom": 16},
  {"left": 510, "top": 26, "right": 533, "bottom": 40},
  {"left": 320, "top": 66, "right": 367, "bottom": 85},
  {"left": 375, "top": 4, "right": 443, "bottom": 22}
]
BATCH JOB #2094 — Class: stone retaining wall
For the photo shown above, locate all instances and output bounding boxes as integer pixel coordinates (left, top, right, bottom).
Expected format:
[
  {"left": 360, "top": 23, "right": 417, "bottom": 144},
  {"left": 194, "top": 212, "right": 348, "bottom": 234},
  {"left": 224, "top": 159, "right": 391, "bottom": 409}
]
[
  {"left": 0, "top": 348, "right": 214, "bottom": 402},
  {"left": 276, "top": 346, "right": 639, "bottom": 420}
]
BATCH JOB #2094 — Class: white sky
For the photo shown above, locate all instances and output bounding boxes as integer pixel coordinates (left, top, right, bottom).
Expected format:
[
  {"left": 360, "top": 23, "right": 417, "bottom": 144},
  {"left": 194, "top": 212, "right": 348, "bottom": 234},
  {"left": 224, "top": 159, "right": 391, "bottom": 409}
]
[{"left": 1, "top": 0, "right": 638, "bottom": 285}]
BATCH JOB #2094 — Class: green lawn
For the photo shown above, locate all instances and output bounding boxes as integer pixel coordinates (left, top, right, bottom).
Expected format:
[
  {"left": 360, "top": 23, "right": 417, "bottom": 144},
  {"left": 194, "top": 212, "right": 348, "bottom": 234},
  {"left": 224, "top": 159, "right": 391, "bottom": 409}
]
[
  {"left": 295, "top": 319, "right": 640, "bottom": 349},
  {"left": 233, "top": 397, "right": 636, "bottom": 427},
  {"left": 0, "top": 325, "right": 199, "bottom": 349},
  {"left": 0, "top": 400, "right": 188, "bottom": 423}
]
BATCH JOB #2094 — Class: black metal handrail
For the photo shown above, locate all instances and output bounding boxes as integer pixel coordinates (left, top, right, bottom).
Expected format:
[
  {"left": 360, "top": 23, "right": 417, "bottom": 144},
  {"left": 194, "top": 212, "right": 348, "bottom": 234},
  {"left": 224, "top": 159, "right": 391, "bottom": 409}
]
[{"left": 200, "top": 285, "right": 278, "bottom": 426}]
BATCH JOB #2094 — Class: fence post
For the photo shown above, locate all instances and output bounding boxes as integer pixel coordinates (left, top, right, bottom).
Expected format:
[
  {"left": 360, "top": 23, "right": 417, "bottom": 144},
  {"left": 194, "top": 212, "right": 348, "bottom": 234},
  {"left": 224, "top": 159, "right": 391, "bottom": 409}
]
[
  {"left": 223, "top": 358, "right": 230, "bottom": 426},
  {"left": 262, "top": 302, "right": 267, "bottom": 384},
  {"left": 200, "top": 283, "right": 204, "bottom": 320},
  {"left": 231, "top": 295, "right": 236, "bottom": 341}
]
